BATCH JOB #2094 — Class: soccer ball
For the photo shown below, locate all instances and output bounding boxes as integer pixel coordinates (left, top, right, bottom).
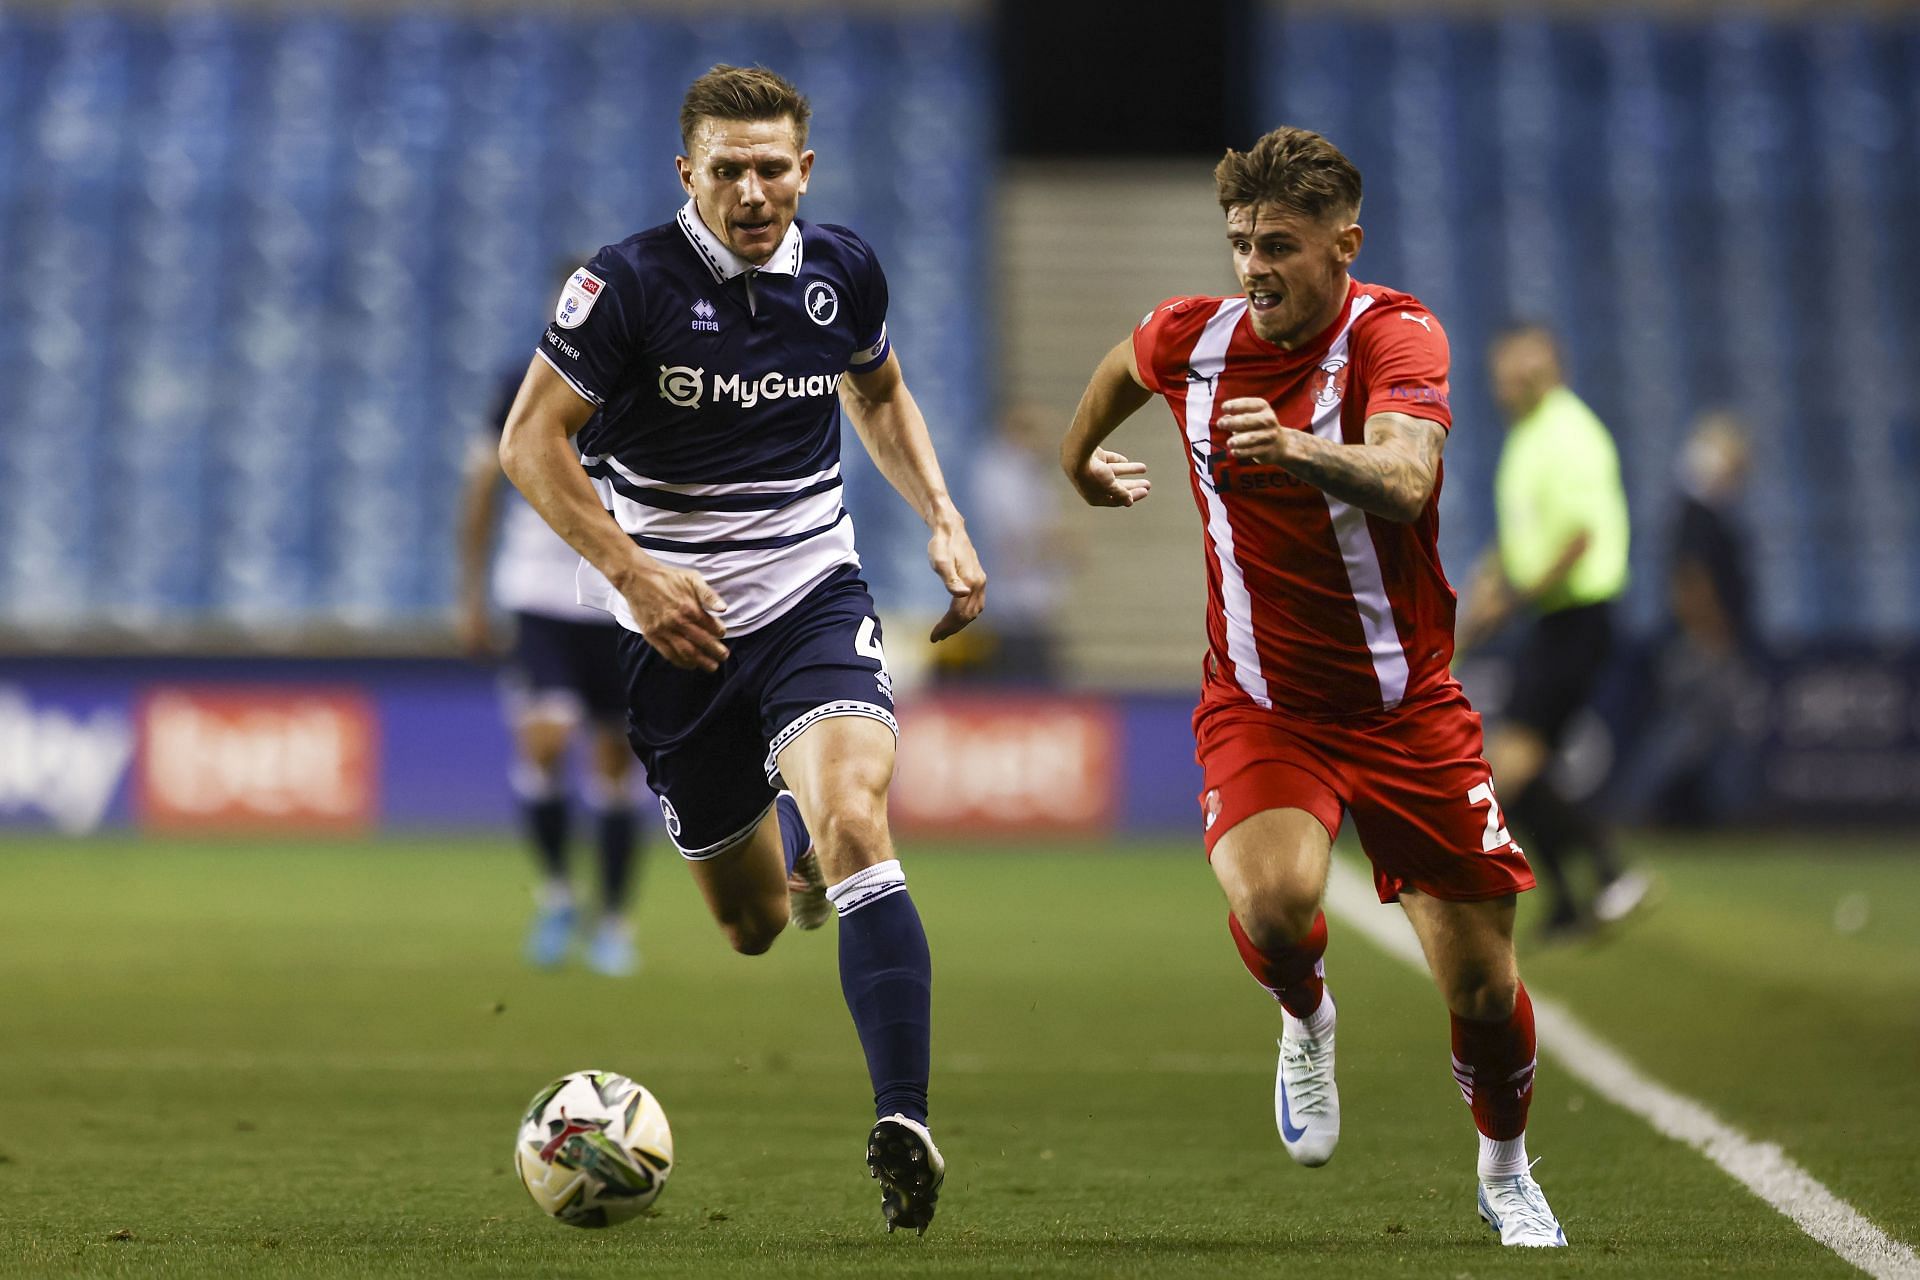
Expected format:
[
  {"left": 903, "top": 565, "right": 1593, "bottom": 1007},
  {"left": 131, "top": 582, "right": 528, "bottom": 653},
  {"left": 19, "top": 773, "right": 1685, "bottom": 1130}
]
[{"left": 513, "top": 1070, "right": 674, "bottom": 1228}]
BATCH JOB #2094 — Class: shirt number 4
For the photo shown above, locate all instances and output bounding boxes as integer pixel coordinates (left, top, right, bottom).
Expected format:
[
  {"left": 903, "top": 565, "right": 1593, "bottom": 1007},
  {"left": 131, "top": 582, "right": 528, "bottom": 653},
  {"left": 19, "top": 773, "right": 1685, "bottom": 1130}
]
[{"left": 1466, "top": 780, "right": 1512, "bottom": 852}]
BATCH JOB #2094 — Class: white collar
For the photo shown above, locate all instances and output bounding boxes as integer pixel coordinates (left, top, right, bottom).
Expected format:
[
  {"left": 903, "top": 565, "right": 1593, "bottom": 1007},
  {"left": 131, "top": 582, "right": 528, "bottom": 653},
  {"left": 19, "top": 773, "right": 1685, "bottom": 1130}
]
[{"left": 676, "top": 198, "right": 804, "bottom": 281}]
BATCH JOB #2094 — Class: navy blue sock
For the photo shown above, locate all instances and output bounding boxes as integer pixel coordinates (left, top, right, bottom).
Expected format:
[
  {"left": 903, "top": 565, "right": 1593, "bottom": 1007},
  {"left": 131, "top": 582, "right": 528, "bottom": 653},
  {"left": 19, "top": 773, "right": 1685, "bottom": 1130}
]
[
  {"left": 775, "top": 792, "right": 813, "bottom": 876},
  {"left": 522, "top": 796, "right": 569, "bottom": 882},
  {"left": 828, "top": 861, "right": 931, "bottom": 1124},
  {"left": 593, "top": 806, "right": 639, "bottom": 913}
]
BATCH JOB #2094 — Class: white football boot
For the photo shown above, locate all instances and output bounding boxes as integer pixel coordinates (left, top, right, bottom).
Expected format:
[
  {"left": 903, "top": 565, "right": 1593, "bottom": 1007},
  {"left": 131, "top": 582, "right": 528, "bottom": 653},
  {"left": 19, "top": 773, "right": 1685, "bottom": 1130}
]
[
  {"left": 1275, "top": 996, "right": 1339, "bottom": 1166},
  {"left": 867, "top": 1114, "right": 945, "bottom": 1235},
  {"left": 778, "top": 791, "right": 830, "bottom": 931},
  {"left": 1594, "top": 868, "right": 1656, "bottom": 925},
  {"left": 1478, "top": 1164, "right": 1568, "bottom": 1247}
]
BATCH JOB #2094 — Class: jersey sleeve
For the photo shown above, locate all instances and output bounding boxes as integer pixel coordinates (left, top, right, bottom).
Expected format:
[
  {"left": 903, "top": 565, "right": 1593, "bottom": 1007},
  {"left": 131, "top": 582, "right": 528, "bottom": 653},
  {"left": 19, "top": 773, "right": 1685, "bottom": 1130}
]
[
  {"left": 1130, "top": 297, "right": 1206, "bottom": 398},
  {"left": 536, "top": 247, "right": 642, "bottom": 407},
  {"left": 1354, "top": 303, "right": 1453, "bottom": 430},
  {"left": 843, "top": 230, "right": 892, "bottom": 374}
]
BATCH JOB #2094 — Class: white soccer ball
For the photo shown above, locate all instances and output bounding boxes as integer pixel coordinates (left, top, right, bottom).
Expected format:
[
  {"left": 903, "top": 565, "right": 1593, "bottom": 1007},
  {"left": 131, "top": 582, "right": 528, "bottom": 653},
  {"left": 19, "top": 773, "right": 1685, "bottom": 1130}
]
[{"left": 513, "top": 1070, "right": 674, "bottom": 1228}]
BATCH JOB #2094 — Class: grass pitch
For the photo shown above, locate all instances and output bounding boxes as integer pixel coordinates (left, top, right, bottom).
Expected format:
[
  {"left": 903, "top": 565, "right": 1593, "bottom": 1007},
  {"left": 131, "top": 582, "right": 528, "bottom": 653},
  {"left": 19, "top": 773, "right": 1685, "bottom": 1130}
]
[{"left": 0, "top": 830, "right": 1914, "bottom": 1277}]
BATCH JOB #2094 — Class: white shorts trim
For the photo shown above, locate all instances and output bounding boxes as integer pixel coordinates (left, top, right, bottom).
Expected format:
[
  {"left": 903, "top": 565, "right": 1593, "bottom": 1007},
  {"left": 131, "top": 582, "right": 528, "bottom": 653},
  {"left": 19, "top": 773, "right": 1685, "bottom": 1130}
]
[
  {"left": 670, "top": 797, "right": 779, "bottom": 862},
  {"left": 763, "top": 700, "right": 899, "bottom": 785},
  {"left": 499, "top": 677, "right": 585, "bottom": 728}
]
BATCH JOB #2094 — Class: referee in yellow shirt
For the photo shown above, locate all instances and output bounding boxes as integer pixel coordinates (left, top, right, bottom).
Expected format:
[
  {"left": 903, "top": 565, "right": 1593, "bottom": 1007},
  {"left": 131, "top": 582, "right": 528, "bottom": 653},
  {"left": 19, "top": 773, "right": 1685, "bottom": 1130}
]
[{"left": 1461, "top": 324, "right": 1651, "bottom": 939}]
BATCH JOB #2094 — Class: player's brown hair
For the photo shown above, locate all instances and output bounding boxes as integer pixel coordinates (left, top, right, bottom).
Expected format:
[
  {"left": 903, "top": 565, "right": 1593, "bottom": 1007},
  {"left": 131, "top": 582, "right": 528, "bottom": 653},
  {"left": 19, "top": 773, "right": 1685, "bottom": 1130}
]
[
  {"left": 679, "top": 65, "right": 812, "bottom": 153},
  {"left": 1214, "top": 126, "right": 1363, "bottom": 223}
]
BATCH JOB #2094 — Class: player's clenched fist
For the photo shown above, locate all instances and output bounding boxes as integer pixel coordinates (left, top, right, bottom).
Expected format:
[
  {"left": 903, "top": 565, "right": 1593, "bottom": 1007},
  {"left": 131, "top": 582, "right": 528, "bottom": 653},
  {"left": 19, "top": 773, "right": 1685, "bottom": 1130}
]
[
  {"left": 1069, "top": 447, "right": 1153, "bottom": 509},
  {"left": 1219, "top": 397, "right": 1294, "bottom": 467},
  {"left": 621, "top": 564, "right": 730, "bottom": 672}
]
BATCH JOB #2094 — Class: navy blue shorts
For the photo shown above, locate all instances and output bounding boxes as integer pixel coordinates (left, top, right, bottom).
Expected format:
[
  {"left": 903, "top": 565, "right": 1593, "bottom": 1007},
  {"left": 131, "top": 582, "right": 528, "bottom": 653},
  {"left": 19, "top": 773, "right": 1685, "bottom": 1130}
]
[
  {"left": 504, "top": 611, "right": 629, "bottom": 725},
  {"left": 616, "top": 567, "right": 896, "bottom": 858}
]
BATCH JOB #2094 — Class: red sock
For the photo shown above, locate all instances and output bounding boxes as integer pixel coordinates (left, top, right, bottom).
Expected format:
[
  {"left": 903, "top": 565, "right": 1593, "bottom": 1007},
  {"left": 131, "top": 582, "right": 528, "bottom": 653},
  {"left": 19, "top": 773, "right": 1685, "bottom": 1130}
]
[
  {"left": 1450, "top": 982, "right": 1536, "bottom": 1140},
  {"left": 1227, "top": 910, "right": 1328, "bottom": 1019}
]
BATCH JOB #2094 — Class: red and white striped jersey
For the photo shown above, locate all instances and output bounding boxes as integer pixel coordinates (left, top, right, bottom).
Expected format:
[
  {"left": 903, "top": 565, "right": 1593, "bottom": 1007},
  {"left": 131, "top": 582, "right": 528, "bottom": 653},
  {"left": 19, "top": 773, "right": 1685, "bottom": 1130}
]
[{"left": 1132, "top": 279, "right": 1459, "bottom": 721}]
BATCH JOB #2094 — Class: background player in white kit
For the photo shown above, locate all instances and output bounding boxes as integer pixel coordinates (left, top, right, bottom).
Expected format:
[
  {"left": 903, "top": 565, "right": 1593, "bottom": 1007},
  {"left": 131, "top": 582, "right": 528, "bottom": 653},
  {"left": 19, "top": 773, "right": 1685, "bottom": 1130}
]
[{"left": 458, "top": 368, "right": 649, "bottom": 977}]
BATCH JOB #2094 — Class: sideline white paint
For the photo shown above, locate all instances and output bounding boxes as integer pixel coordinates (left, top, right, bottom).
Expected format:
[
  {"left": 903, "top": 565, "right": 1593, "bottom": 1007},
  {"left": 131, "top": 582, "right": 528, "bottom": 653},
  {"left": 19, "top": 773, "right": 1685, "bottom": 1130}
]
[{"left": 1323, "top": 858, "right": 1920, "bottom": 1280}]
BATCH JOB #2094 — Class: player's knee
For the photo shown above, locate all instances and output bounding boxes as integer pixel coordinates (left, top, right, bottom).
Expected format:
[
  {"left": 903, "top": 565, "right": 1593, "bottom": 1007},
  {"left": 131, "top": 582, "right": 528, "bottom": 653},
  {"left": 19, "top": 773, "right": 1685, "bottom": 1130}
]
[
  {"left": 726, "top": 925, "right": 779, "bottom": 956},
  {"left": 721, "top": 908, "right": 787, "bottom": 956},
  {"left": 520, "top": 725, "right": 571, "bottom": 775},
  {"left": 1232, "top": 895, "right": 1320, "bottom": 951},
  {"left": 712, "top": 887, "right": 789, "bottom": 956},
  {"left": 813, "top": 793, "right": 892, "bottom": 869},
  {"left": 1445, "top": 969, "right": 1518, "bottom": 1022}
]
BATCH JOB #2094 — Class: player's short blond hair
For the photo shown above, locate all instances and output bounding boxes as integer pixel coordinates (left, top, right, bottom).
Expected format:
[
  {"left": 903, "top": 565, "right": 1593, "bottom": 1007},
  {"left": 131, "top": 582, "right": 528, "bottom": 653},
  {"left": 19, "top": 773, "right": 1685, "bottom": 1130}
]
[
  {"left": 679, "top": 65, "right": 812, "bottom": 153},
  {"left": 1214, "top": 126, "right": 1363, "bottom": 224}
]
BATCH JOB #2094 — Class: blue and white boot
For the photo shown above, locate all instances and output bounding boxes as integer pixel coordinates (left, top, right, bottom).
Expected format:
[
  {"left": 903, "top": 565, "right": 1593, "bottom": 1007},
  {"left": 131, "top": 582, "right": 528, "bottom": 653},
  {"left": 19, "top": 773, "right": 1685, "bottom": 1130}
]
[
  {"left": 524, "top": 885, "right": 576, "bottom": 969},
  {"left": 1478, "top": 1164, "right": 1568, "bottom": 1247},
  {"left": 1275, "top": 995, "right": 1340, "bottom": 1167},
  {"left": 584, "top": 916, "right": 639, "bottom": 977}
]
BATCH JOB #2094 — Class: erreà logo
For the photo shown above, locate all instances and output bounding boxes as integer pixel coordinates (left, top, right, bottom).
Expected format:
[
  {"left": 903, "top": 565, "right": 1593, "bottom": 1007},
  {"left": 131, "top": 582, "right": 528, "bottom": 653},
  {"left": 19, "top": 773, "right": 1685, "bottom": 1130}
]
[{"left": 658, "top": 366, "right": 704, "bottom": 408}]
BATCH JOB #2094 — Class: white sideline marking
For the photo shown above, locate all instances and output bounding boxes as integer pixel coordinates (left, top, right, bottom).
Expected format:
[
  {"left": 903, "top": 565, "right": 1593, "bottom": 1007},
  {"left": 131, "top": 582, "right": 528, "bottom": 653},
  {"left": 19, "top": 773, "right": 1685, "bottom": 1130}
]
[{"left": 1324, "top": 859, "right": 1920, "bottom": 1280}]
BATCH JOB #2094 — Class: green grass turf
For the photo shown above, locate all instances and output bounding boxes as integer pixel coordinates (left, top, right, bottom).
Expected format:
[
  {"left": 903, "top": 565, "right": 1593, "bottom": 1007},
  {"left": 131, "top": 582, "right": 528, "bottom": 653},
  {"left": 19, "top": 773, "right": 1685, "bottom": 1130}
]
[{"left": 0, "top": 830, "right": 1913, "bottom": 1277}]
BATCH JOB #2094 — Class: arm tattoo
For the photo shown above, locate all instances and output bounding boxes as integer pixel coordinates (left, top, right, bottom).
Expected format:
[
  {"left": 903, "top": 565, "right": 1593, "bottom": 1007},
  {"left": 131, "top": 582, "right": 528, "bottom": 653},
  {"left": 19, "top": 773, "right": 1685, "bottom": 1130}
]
[{"left": 1277, "top": 412, "right": 1445, "bottom": 523}]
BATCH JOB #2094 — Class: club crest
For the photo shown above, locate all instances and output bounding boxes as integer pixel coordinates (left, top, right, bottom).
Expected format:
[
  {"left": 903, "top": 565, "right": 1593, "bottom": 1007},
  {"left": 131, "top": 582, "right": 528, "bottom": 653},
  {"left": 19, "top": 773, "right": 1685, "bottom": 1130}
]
[{"left": 804, "top": 281, "right": 839, "bottom": 327}]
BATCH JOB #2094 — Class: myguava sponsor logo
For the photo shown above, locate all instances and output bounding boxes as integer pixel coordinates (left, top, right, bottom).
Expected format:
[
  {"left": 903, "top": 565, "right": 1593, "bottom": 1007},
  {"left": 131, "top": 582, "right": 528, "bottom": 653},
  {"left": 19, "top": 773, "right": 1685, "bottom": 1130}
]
[
  {"left": 658, "top": 365, "right": 704, "bottom": 408},
  {"left": 658, "top": 367, "right": 845, "bottom": 411},
  {"left": 0, "top": 686, "right": 133, "bottom": 833}
]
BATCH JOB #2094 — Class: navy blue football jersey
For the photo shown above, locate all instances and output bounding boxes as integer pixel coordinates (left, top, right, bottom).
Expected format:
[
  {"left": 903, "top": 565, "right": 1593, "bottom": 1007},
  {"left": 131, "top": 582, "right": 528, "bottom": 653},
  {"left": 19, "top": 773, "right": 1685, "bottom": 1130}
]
[{"left": 536, "top": 200, "right": 892, "bottom": 635}]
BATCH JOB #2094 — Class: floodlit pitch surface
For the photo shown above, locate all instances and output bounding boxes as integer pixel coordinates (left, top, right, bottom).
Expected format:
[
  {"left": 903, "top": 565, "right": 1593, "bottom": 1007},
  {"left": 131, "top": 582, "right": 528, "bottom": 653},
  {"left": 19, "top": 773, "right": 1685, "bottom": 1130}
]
[{"left": 0, "top": 832, "right": 1914, "bottom": 1278}]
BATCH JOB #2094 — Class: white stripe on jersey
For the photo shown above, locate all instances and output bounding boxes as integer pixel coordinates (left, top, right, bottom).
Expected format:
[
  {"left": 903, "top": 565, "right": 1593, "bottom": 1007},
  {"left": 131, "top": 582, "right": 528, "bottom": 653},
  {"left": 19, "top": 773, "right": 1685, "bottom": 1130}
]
[
  {"left": 1184, "top": 297, "right": 1271, "bottom": 709},
  {"left": 1309, "top": 294, "right": 1412, "bottom": 710},
  {"left": 575, "top": 520, "right": 859, "bottom": 636},
  {"left": 574, "top": 455, "right": 857, "bottom": 635},
  {"left": 586, "top": 455, "right": 842, "bottom": 499},
  {"left": 589, "top": 466, "right": 844, "bottom": 549}
]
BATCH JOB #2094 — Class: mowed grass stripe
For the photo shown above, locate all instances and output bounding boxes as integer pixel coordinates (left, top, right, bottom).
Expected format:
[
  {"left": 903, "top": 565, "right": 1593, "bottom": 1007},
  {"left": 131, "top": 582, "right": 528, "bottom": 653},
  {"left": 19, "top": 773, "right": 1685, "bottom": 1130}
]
[
  {"left": 1323, "top": 856, "right": 1920, "bottom": 1280},
  {"left": 0, "top": 835, "right": 1895, "bottom": 1277}
]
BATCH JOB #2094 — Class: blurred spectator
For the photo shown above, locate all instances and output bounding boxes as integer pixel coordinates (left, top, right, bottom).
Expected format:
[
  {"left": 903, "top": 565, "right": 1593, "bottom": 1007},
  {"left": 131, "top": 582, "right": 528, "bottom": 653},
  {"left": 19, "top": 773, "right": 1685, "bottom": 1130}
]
[
  {"left": 458, "top": 369, "right": 648, "bottom": 977},
  {"left": 1615, "top": 412, "right": 1760, "bottom": 827},
  {"left": 1459, "top": 324, "right": 1649, "bottom": 940},
  {"left": 946, "top": 403, "right": 1076, "bottom": 683}
]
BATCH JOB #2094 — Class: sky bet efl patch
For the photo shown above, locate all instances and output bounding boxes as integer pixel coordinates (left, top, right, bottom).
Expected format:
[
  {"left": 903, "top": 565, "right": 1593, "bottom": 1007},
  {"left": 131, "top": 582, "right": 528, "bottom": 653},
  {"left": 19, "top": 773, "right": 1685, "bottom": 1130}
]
[{"left": 555, "top": 268, "right": 605, "bottom": 330}]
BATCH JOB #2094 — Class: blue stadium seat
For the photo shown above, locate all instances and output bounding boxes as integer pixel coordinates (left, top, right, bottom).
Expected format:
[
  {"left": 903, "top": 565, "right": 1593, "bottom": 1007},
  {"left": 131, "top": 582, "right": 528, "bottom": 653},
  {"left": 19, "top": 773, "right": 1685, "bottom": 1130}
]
[
  {"left": 1264, "top": 12, "right": 1920, "bottom": 642},
  {"left": 0, "top": 9, "right": 993, "bottom": 634}
]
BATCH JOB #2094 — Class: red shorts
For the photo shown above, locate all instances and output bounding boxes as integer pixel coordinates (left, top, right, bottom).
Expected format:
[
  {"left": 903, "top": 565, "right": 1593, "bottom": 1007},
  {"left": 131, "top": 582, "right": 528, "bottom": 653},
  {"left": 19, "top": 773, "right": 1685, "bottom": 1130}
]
[{"left": 1194, "top": 682, "right": 1535, "bottom": 904}]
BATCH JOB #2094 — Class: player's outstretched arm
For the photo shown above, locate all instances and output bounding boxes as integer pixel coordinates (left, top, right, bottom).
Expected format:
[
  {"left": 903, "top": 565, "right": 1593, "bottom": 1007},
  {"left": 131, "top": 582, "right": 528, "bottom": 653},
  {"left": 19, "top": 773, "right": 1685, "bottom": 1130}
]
[
  {"left": 1061, "top": 338, "right": 1155, "bottom": 508},
  {"left": 499, "top": 356, "right": 730, "bottom": 672},
  {"left": 455, "top": 439, "right": 505, "bottom": 657},
  {"left": 1221, "top": 404, "right": 1445, "bottom": 524},
  {"left": 839, "top": 351, "right": 987, "bottom": 643}
]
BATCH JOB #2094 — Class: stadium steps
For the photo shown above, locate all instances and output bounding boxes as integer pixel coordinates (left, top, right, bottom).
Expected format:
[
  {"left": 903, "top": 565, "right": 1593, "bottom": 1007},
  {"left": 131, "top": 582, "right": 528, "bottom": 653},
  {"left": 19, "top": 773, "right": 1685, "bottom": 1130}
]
[{"left": 996, "top": 162, "right": 1230, "bottom": 689}]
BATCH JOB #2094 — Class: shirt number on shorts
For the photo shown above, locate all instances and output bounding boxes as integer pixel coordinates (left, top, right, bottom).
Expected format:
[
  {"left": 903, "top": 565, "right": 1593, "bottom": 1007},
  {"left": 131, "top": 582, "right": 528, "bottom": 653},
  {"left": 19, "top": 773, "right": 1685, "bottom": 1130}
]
[
  {"left": 1467, "top": 781, "right": 1512, "bottom": 852},
  {"left": 855, "top": 616, "right": 888, "bottom": 670}
]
